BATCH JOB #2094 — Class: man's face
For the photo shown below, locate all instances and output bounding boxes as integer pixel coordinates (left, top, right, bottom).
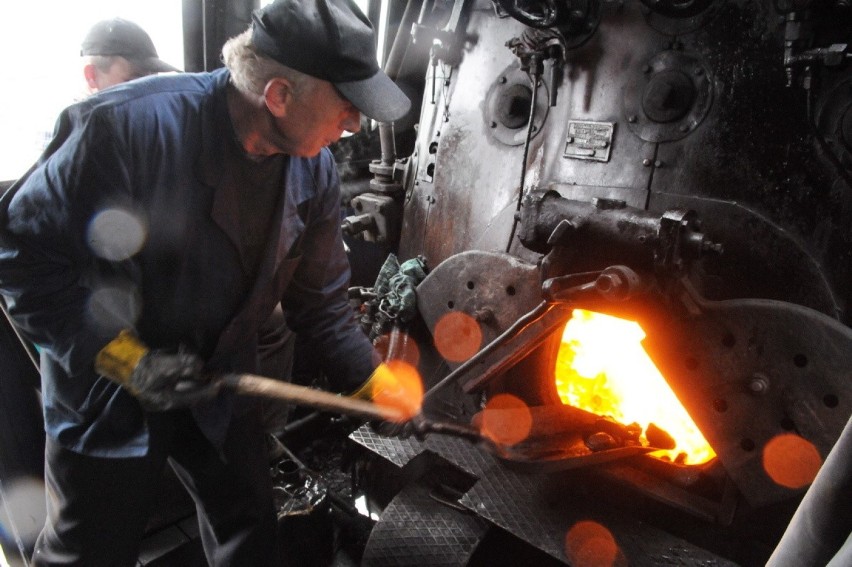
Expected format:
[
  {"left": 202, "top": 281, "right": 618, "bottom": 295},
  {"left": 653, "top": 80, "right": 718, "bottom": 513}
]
[{"left": 272, "top": 80, "right": 361, "bottom": 158}]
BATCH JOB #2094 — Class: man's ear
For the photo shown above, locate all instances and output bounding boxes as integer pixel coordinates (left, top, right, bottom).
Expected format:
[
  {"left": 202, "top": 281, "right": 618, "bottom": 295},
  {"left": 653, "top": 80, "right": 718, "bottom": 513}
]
[
  {"left": 83, "top": 64, "right": 100, "bottom": 91},
  {"left": 264, "top": 78, "right": 294, "bottom": 118}
]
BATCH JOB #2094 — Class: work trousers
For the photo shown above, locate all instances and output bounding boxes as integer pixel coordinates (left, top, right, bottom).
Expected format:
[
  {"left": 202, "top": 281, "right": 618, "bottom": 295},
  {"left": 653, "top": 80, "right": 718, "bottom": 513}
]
[{"left": 31, "top": 407, "right": 279, "bottom": 567}]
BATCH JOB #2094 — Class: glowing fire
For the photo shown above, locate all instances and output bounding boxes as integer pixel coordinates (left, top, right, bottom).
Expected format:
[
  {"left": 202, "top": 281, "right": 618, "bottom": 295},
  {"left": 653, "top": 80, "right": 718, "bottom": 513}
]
[{"left": 555, "top": 309, "right": 716, "bottom": 465}]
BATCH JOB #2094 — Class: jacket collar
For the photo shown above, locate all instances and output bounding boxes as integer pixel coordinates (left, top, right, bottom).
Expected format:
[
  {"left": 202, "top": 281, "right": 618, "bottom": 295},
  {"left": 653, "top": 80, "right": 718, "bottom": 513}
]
[{"left": 196, "top": 69, "right": 308, "bottom": 278}]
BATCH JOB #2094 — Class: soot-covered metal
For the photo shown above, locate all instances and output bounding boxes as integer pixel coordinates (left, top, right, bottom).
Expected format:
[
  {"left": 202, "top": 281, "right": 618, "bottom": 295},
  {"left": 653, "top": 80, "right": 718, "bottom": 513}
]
[
  {"left": 342, "top": 1, "right": 852, "bottom": 565},
  {"left": 2, "top": 1, "right": 850, "bottom": 565}
]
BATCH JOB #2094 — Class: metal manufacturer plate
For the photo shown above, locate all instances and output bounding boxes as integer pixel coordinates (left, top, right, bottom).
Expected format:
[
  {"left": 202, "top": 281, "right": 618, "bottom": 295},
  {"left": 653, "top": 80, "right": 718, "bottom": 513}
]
[{"left": 563, "top": 120, "right": 614, "bottom": 162}]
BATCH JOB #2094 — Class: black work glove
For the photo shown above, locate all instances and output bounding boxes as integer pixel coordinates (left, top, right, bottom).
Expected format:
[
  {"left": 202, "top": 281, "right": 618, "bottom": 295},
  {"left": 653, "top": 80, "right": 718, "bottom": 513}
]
[
  {"left": 95, "top": 330, "right": 219, "bottom": 411},
  {"left": 129, "top": 350, "right": 218, "bottom": 411}
]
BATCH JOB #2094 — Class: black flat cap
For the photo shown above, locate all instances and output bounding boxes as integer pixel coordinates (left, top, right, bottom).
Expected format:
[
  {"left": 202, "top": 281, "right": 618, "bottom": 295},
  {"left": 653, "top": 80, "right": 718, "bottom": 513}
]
[
  {"left": 251, "top": 0, "right": 411, "bottom": 123},
  {"left": 82, "top": 18, "right": 180, "bottom": 74}
]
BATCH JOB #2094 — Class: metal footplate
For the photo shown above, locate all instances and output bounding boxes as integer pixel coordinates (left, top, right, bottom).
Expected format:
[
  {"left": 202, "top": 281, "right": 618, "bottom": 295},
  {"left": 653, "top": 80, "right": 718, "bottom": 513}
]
[
  {"left": 361, "top": 482, "right": 489, "bottom": 566},
  {"left": 351, "top": 427, "right": 738, "bottom": 566}
]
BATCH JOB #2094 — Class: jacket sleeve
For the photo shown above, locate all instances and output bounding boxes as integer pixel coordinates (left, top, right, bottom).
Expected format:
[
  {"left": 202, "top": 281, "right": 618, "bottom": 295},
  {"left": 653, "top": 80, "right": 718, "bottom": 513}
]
[
  {"left": 281, "top": 150, "right": 380, "bottom": 392},
  {"left": 0, "top": 105, "right": 140, "bottom": 377}
]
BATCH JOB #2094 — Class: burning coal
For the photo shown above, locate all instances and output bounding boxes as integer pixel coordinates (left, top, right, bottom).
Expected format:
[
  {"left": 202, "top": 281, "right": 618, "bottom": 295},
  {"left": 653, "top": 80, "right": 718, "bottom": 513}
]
[{"left": 555, "top": 310, "right": 716, "bottom": 464}]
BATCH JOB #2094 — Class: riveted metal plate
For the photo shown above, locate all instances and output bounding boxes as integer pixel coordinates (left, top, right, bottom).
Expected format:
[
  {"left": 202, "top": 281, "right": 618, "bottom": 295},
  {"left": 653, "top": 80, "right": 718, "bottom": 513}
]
[
  {"left": 623, "top": 49, "right": 714, "bottom": 143},
  {"left": 484, "top": 64, "right": 550, "bottom": 146}
]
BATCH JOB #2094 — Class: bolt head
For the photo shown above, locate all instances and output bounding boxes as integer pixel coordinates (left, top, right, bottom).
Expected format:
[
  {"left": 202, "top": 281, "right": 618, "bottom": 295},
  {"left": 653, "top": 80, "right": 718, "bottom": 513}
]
[{"left": 748, "top": 374, "right": 770, "bottom": 395}]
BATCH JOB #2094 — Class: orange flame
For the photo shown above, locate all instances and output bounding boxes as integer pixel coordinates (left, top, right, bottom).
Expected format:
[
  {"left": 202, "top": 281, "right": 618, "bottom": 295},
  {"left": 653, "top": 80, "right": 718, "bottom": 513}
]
[{"left": 555, "top": 309, "right": 715, "bottom": 465}]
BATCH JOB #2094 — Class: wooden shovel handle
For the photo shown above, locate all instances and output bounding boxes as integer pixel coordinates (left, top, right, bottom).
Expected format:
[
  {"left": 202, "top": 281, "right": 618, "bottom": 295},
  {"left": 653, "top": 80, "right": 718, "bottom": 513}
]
[{"left": 220, "top": 373, "right": 406, "bottom": 422}]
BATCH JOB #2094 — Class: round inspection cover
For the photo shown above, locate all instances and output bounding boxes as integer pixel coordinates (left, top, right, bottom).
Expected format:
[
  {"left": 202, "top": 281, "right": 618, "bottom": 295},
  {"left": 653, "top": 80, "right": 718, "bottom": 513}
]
[
  {"left": 623, "top": 49, "right": 714, "bottom": 143},
  {"left": 642, "top": 69, "right": 697, "bottom": 123},
  {"left": 815, "top": 73, "right": 852, "bottom": 169},
  {"left": 485, "top": 64, "right": 550, "bottom": 146}
]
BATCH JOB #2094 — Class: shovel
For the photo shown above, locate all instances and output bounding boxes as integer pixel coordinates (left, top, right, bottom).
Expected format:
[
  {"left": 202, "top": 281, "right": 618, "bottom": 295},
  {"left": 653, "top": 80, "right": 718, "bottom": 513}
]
[
  {"left": 220, "top": 373, "right": 656, "bottom": 471},
  {"left": 219, "top": 373, "right": 407, "bottom": 422}
]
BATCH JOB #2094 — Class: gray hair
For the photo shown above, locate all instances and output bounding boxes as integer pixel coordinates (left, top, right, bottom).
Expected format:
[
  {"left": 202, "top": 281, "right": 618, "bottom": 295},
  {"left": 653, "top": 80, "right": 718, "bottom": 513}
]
[
  {"left": 85, "top": 54, "right": 149, "bottom": 78},
  {"left": 221, "top": 29, "right": 315, "bottom": 98}
]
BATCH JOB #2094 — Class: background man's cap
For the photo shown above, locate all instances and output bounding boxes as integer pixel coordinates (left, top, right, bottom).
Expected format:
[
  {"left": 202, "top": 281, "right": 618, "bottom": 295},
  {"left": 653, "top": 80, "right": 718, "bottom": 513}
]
[
  {"left": 251, "top": 0, "right": 411, "bottom": 123},
  {"left": 81, "top": 18, "right": 180, "bottom": 74}
]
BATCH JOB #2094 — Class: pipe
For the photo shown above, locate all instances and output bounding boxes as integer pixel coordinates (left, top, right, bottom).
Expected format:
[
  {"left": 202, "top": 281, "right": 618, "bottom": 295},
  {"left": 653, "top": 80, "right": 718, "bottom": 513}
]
[
  {"left": 505, "top": 58, "right": 543, "bottom": 253},
  {"left": 376, "top": 0, "right": 422, "bottom": 168},
  {"left": 383, "top": 0, "right": 423, "bottom": 81}
]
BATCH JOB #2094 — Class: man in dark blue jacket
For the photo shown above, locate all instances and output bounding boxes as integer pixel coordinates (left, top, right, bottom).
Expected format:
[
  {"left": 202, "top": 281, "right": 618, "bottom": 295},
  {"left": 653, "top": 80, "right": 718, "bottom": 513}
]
[{"left": 0, "top": 0, "right": 412, "bottom": 565}]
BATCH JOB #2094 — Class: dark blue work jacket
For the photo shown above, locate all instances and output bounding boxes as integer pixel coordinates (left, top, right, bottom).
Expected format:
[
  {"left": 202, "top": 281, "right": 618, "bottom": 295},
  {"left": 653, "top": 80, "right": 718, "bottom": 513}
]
[{"left": 0, "top": 68, "right": 378, "bottom": 456}]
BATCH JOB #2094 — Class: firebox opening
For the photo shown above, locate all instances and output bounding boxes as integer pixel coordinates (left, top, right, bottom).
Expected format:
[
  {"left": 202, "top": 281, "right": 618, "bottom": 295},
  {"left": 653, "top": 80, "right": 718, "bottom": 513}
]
[{"left": 555, "top": 309, "right": 716, "bottom": 465}]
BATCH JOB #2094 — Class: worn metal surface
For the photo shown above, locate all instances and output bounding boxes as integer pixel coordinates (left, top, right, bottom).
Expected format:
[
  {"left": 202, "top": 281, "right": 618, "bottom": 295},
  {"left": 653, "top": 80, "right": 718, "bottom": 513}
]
[
  {"left": 362, "top": 482, "right": 489, "bottom": 566},
  {"left": 369, "top": 0, "right": 852, "bottom": 562},
  {"left": 622, "top": 49, "right": 714, "bottom": 143},
  {"left": 517, "top": 190, "right": 720, "bottom": 273},
  {"left": 415, "top": 250, "right": 559, "bottom": 407},
  {"left": 636, "top": 281, "right": 852, "bottom": 508},
  {"left": 412, "top": 245, "right": 852, "bottom": 507},
  {"left": 484, "top": 64, "right": 550, "bottom": 146},
  {"left": 400, "top": 4, "right": 543, "bottom": 265},
  {"left": 350, "top": 426, "right": 738, "bottom": 566},
  {"left": 416, "top": 250, "right": 542, "bottom": 353},
  {"left": 643, "top": 2, "right": 852, "bottom": 319},
  {"left": 416, "top": 261, "right": 852, "bottom": 508},
  {"left": 417, "top": 267, "right": 852, "bottom": 507},
  {"left": 398, "top": 0, "right": 852, "bottom": 320}
]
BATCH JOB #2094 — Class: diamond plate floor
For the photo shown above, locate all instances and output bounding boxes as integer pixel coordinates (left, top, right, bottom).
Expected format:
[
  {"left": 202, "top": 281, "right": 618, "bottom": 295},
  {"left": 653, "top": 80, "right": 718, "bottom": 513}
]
[
  {"left": 351, "top": 427, "right": 738, "bottom": 566},
  {"left": 362, "top": 482, "right": 488, "bottom": 566}
]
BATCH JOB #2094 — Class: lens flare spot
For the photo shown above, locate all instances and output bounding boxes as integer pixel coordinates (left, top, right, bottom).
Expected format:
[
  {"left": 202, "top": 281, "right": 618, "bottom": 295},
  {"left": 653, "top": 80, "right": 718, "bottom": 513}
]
[
  {"left": 369, "top": 360, "right": 424, "bottom": 421},
  {"left": 564, "top": 520, "right": 626, "bottom": 567},
  {"left": 87, "top": 284, "right": 142, "bottom": 333},
  {"left": 434, "top": 311, "right": 482, "bottom": 362},
  {"left": 762, "top": 433, "right": 822, "bottom": 489},
  {"left": 1, "top": 476, "right": 46, "bottom": 548},
  {"left": 479, "top": 394, "right": 532, "bottom": 446},
  {"left": 87, "top": 207, "right": 147, "bottom": 261}
]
